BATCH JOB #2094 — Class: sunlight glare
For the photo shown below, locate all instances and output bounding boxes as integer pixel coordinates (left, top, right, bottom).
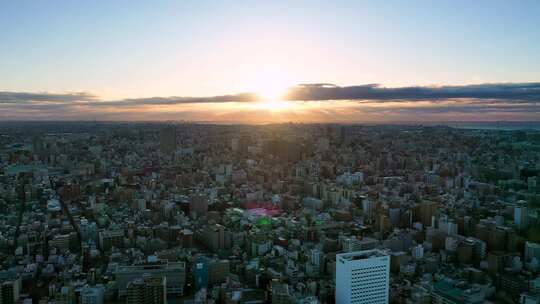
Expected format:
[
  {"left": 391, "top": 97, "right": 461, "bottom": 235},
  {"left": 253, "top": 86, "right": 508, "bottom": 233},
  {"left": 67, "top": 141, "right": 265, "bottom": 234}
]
[
  {"left": 254, "top": 100, "right": 293, "bottom": 111},
  {"left": 256, "top": 82, "right": 288, "bottom": 102}
]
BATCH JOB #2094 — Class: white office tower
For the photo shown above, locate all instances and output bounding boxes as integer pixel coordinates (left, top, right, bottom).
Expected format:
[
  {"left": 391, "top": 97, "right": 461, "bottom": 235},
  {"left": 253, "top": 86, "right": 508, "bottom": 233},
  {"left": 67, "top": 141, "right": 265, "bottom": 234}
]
[{"left": 336, "top": 249, "right": 390, "bottom": 304}]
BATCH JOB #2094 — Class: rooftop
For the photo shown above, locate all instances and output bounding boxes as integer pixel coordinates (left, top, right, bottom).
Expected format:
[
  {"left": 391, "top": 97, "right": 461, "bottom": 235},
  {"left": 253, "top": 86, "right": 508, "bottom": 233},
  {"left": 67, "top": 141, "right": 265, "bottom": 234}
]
[{"left": 336, "top": 249, "right": 388, "bottom": 262}]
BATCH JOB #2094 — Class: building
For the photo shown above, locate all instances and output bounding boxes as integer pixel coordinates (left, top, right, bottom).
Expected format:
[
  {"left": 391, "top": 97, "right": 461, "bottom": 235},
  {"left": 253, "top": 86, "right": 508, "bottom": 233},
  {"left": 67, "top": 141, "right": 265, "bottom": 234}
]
[
  {"left": 126, "top": 276, "right": 167, "bottom": 304},
  {"left": 464, "top": 237, "right": 487, "bottom": 262},
  {"left": 271, "top": 281, "right": 291, "bottom": 304},
  {"left": 500, "top": 274, "right": 528, "bottom": 298},
  {"left": 335, "top": 249, "right": 390, "bottom": 304},
  {"left": 98, "top": 229, "right": 124, "bottom": 251},
  {"left": 412, "top": 244, "right": 424, "bottom": 260},
  {"left": 0, "top": 271, "right": 21, "bottom": 304},
  {"left": 194, "top": 257, "right": 209, "bottom": 291},
  {"left": 80, "top": 285, "right": 105, "bottom": 304},
  {"left": 56, "top": 286, "right": 76, "bottom": 304},
  {"left": 310, "top": 249, "right": 324, "bottom": 267},
  {"left": 189, "top": 193, "right": 209, "bottom": 218},
  {"left": 79, "top": 218, "right": 98, "bottom": 243},
  {"left": 1, "top": 281, "right": 17, "bottom": 304},
  {"left": 208, "top": 259, "right": 230, "bottom": 285},
  {"left": 431, "top": 279, "right": 485, "bottom": 304},
  {"left": 520, "top": 292, "right": 540, "bottom": 304},
  {"left": 159, "top": 127, "right": 176, "bottom": 155},
  {"left": 115, "top": 259, "right": 185, "bottom": 297},
  {"left": 419, "top": 202, "right": 438, "bottom": 227},
  {"left": 525, "top": 242, "right": 540, "bottom": 262},
  {"left": 197, "top": 224, "right": 226, "bottom": 252},
  {"left": 514, "top": 205, "right": 529, "bottom": 229},
  {"left": 343, "top": 236, "right": 379, "bottom": 253},
  {"left": 362, "top": 199, "right": 376, "bottom": 221},
  {"left": 50, "top": 233, "right": 72, "bottom": 252}
]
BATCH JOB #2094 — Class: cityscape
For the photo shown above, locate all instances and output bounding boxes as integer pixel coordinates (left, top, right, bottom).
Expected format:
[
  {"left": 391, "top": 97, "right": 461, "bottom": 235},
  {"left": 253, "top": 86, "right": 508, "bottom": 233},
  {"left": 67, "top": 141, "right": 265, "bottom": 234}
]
[
  {"left": 0, "top": 122, "right": 539, "bottom": 303},
  {"left": 1, "top": 1, "right": 540, "bottom": 304}
]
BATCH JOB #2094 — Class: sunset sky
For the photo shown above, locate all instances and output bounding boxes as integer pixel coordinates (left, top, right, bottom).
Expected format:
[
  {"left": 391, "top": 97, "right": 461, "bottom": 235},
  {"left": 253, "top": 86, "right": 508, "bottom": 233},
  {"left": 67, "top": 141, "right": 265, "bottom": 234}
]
[{"left": 1, "top": 0, "right": 539, "bottom": 122}]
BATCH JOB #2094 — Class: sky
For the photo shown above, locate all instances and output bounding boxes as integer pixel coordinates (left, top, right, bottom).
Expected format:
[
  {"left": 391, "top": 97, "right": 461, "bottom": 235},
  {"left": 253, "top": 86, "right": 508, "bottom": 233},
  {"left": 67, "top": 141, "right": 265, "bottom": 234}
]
[{"left": 1, "top": 0, "right": 539, "bottom": 122}]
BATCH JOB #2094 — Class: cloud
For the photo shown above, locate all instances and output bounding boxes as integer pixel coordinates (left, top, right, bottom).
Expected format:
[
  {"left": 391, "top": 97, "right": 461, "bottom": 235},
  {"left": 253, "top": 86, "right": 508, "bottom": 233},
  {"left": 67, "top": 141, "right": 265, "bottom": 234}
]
[
  {"left": 2, "top": 82, "right": 539, "bottom": 107},
  {"left": 86, "top": 93, "right": 258, "bottom": 107},
  {"left": 285, "top": 82, "right": 540, "bottom": 102},
  {"left": 362, "top": 103, "right": 540, "bottom": 114},
  {"left": 0, "top": 91, "right": 97, "bottom": 104},
  {"left": 0, "top": 82, "right": 538, "bottom": 121}
]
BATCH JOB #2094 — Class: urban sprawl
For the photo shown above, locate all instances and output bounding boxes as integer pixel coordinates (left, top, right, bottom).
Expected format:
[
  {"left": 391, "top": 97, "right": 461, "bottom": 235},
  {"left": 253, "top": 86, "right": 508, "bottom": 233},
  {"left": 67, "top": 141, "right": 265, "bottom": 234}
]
[{"left": 0, "top": 122, "right": 539, "bottom": 304}]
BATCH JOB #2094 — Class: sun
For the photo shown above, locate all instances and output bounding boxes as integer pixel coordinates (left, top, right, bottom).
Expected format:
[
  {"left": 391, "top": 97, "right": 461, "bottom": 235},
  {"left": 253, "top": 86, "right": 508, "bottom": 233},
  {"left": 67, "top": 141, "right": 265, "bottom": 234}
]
[
  {"left": 256, "top": 83, "right": 288, "bottom": 101},
  {"left": 255, "top": 89, "right": 292, "bottom": 111},
  {"left": 253, "top": 83, "right": 293, "bottom": 111},
  {"left": 244, "top": 66, "right": 295, "bottom": 111}
]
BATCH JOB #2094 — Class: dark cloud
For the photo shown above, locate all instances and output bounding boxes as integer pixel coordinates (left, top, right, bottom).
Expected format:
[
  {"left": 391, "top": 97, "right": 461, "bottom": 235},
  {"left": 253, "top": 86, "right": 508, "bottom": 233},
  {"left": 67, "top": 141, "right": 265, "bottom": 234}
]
[
  {"left": 2, "top": 82, "right": 539, "bottom": 107},
  {"left": 362, "top": 103, "right": 540, "bottom": 114},
  {"left": 285, "top": 82, "right": 540, "bottom": 102},
  {"left": 86, "top": 93, "right": 258, "bottom": 107},
  {"left": 0, "top": 82, "right": 538, "bottom": 121},
  {"left": 0, "top": 91, "right": 97, "bottom": 104}
]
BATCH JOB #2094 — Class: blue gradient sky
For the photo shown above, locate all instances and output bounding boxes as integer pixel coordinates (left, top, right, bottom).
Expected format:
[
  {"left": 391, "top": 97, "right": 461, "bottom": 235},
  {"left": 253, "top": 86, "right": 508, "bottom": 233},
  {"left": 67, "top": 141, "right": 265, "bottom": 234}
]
[{"left": 1, "top": 1, "right": 539, "bottom": 122}]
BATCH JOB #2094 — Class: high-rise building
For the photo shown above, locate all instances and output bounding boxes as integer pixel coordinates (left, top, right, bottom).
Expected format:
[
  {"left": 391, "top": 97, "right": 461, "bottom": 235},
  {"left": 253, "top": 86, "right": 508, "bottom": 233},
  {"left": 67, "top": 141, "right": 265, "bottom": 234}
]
[
  {"left": 1, "top": 282, "right": 15, "bottom": 304},
  {"left": 335, "top": 249, "right": 390, "bottom": 304},
  {"left": 411, "top": 244, "right": 424, "bottom": 260},
  {"left": 525, "top": 242, "right": 540, "bottom": 262},
  {"left": 126, "top": 276, "right": 167, "bottom": 304},
  {"left": 389, "top": 208, "right": 401, "bottom": 227},
  {"left": 197, "top": 223, "right": 226, "bottom": 252},
  {"left": 514, "top": 205, "right": 529, "bottom": 229},
  {"left": 362, "top": 199, "right": 375, "bottom": 221},
  {"left": 50, "top": 233, "right": 73, "bottom": 252},
  {"left": 310, "top": 249, "right": 324, "bottom": 267},
  {"left": 419, "top": 202, "right": 438, "bottom": 228},
  {"left": 271, "top": 281, "right": 291, "bottom": 304},
  {"left": 159, "top": 127, "right": 177, "bottom": 155},
  {"left": 1, "top": 280, "right": 22, "bottom": 304},
  {"left": 0, "top": 272, "right": 21, "bottom": 304},
  {"left": 208, "top": 259, "right": 230, "bottom": 285},
  {"left": 80, "top": 285, "right": 105, "bottom": 304},
  {"left": 189, "top": 193, "right": 209, "bottom": 218},
  {"left": 79, "top": 218, "right": 98, "bottom": 242},
  {"left": 56, "top": 286, "right": 76, "bottom": 304},
  {"left": 126, "top": 279, "right": 146, "bottom": 304},
  {"left": 194, "top": 257, "right": 209, "bottom": 291},
  {"left": 192, "top": 257, "right": 231, "bottom": 293},
  {"left": 98, "top": 229, "right": 124, "bottom": 251}
]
